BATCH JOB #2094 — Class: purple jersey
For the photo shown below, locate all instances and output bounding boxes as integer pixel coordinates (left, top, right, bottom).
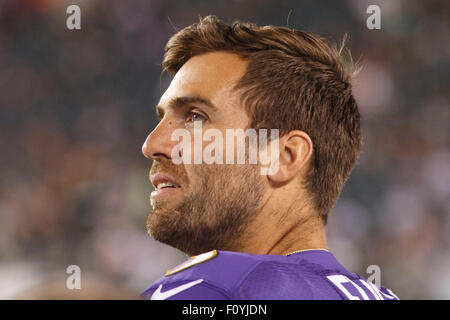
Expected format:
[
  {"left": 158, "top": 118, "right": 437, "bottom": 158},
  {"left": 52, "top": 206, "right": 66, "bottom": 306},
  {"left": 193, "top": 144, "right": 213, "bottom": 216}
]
[{"left": 141, "top": 249, "right": 399, "bottom": 300}]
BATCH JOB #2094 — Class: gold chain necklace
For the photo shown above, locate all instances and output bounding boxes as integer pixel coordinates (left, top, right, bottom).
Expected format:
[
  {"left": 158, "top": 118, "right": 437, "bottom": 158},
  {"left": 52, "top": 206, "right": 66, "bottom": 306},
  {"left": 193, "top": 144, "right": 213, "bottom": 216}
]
[{"left": 283, "top": 248, "right": 329, "bottom": 256}]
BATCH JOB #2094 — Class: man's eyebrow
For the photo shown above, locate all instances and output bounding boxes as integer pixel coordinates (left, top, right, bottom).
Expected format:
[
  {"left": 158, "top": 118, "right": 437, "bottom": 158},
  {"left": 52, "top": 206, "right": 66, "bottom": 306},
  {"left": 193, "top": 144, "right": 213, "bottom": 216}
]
[{"left": 156, "top": 95, "right": 218, "bottom": 115}]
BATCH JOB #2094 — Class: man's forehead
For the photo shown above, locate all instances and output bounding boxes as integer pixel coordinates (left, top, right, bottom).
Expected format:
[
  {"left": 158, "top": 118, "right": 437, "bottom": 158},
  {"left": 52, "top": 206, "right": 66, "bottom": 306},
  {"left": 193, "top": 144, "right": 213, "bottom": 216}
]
[{"left": 159, "top": 51, "right": 248, "bottom": 108}]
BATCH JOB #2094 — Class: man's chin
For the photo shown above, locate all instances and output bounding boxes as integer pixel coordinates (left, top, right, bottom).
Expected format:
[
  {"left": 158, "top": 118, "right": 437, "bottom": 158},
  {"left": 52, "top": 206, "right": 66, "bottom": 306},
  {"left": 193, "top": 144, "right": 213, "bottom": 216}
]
[
  {"left": 146, "top": 209, "right": 167, "bottom": 239},
  {"left": 146, "top": 207, "right": 182, "bottom": 236},
  {"left": 146, "top": 210, "right": 197, "bottom": 254}
]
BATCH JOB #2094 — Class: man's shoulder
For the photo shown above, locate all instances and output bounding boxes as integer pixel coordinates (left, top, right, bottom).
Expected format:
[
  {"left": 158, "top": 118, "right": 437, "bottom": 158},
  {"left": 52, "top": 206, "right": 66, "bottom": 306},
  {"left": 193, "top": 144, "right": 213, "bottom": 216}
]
[
  {"left": 141, "top": 249, "right": 338, "bottom": 299},
  {"left": 140, "top": 249, "right": 400, "bottom": 300},
  {"left": 141, "top": 250, "right": 267, "bottom": 299}
]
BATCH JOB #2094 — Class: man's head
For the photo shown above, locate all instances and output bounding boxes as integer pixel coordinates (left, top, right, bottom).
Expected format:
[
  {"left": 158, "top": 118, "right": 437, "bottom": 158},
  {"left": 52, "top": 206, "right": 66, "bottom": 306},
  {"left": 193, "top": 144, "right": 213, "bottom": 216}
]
[
  {"left": 143, "top": 52, "right": 265, "bottom": 255},
  {"left": 142, "top": 16, "right": 362, "bottom": 256}
]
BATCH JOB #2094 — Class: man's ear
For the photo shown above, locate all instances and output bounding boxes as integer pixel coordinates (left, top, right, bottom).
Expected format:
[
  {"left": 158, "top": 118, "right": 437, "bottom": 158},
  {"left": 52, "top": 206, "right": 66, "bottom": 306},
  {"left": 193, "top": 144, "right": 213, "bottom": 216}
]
[{"left": 267, "top": 130, "right": 313, "bottom": 186}]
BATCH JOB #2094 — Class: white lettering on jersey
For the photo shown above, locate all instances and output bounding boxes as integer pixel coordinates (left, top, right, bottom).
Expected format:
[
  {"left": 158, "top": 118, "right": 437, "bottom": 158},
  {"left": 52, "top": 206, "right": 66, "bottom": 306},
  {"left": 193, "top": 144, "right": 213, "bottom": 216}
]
[
  {"left": 327, "top": 275, "right": 370, "bottom": 300},
  {"left": 383, "top": 288, "right": 399, "bottom": 300},
  {"left": 359, "top": 279, "right": 383, "bottom": 300}
]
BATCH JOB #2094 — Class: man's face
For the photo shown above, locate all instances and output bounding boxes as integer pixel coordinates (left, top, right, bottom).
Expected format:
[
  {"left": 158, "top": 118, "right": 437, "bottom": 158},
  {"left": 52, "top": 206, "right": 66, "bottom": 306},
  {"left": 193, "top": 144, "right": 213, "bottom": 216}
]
[{"left": 142, "top": 52, "right": 265, "bottom": 255}]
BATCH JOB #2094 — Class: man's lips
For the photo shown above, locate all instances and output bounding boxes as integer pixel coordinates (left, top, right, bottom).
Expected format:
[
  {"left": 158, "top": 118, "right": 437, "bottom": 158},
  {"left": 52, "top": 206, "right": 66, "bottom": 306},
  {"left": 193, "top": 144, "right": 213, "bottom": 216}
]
[
  {"left": 150, "top": 173, "right": 181, "bottom": 189},
  {"left": 150, "top": 173, "right": 182, "bottom": 200}
]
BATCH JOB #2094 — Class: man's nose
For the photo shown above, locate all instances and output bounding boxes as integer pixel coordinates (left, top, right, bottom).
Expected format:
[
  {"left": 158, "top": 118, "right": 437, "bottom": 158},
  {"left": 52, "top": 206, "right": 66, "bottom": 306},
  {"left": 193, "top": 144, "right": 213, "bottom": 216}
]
[{"left": 142, "top": 119, "right": 179, "bottom": 161}]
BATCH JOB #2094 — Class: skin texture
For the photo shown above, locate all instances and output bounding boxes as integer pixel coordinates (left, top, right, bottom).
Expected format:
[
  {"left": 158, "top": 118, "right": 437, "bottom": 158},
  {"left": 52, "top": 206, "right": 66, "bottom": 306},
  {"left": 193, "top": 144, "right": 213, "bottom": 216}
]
[{"left": 142, "top": 51, "right": 328, "bottom": 256}]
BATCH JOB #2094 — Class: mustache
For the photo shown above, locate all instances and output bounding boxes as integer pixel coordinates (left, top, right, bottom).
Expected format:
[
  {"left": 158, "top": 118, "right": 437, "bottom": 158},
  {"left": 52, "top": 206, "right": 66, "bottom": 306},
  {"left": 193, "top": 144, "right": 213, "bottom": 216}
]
[{"left": 150, "top": 159, "right": 188, "bottom": 184}]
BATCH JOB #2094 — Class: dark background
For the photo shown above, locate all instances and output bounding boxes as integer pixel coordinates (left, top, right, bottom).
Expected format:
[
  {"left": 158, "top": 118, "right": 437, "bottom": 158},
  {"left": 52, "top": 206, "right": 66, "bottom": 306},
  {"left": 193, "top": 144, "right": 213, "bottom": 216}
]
[{"left": 0, "top": 0, "right": 449, "bottom": 299}]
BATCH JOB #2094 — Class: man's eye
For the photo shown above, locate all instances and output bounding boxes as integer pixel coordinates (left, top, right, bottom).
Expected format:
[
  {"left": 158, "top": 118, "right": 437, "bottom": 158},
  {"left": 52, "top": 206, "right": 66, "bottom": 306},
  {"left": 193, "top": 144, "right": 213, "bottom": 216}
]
[{"left": 188, "top": 112, "right": 206, "bottom": 123}]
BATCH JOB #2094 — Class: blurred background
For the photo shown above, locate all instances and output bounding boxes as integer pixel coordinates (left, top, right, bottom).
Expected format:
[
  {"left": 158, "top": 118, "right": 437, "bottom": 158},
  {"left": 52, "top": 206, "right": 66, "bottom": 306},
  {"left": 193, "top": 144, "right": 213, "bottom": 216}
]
[{"left": 0, "top": 0, "right": 448, "bottom": 299}]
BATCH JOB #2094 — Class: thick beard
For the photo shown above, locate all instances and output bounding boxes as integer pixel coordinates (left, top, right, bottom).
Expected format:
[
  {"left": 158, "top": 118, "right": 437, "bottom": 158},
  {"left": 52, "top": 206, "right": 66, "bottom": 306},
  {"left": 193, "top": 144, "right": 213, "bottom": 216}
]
[{"left": 147, "top": 163, "right": 264, "bottom": 256}]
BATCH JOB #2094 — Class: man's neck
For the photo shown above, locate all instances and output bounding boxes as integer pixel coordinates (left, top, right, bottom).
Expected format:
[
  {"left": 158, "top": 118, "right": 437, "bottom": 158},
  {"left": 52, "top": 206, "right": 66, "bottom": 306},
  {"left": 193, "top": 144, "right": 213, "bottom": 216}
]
[{"left": 236, "top": 203, "right": 328, "bottom": 256}]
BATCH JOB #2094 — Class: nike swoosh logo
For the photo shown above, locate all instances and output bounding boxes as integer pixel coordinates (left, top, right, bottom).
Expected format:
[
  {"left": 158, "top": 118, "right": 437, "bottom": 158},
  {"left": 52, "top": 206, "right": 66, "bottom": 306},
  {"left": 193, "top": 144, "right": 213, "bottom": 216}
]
[{"left": 150, "top": 279, "right": 204, "bottom": 300}]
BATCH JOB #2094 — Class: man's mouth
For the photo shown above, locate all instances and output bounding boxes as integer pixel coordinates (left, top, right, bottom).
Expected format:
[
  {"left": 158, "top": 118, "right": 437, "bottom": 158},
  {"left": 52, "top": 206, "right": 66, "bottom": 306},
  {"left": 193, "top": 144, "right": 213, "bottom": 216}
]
[
  {"left": 155, "top": 181, "right": 178, "bottom": 189},
  {"left": 150, "top": 173, "right": 182, "bottom": 200}
]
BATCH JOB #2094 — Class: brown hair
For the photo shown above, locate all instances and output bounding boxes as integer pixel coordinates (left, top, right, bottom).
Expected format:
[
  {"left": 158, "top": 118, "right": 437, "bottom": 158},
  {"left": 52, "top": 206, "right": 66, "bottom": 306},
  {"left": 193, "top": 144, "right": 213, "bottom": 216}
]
[{"left": 162, "top": 15, "right": 362, "bottom": 224}]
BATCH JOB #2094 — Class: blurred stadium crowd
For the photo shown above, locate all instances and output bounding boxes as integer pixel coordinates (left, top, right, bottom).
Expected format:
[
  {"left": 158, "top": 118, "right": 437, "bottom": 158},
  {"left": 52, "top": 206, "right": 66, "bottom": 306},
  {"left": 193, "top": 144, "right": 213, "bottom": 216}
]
[{"left": 0, "top": 0, "right": 448, "bottom": 299}]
